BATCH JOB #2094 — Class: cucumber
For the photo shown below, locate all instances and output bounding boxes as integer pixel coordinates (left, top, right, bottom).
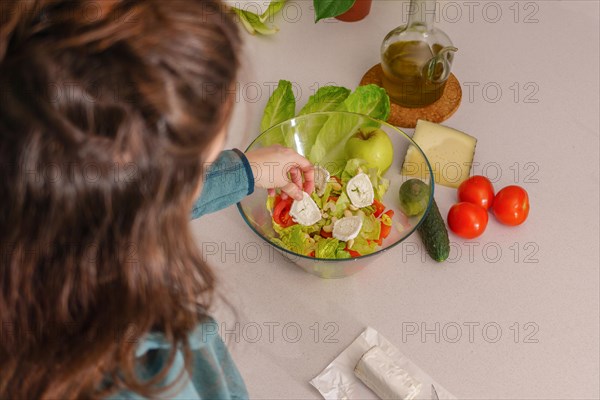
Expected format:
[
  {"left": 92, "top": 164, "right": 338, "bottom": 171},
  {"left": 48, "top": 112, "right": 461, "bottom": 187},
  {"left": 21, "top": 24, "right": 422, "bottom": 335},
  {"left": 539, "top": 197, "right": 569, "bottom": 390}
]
[
  {"left": 399, "top": 179, "right": 450, "bottom": 262},
  {"left": 417, "top": 200, "right": 450, "bottom": 262}
]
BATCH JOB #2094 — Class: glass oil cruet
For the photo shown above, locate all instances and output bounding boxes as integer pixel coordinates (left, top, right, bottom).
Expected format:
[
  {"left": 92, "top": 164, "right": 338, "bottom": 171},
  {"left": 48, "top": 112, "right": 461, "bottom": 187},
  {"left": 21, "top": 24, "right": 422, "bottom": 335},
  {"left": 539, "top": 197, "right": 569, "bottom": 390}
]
[{"left": 381, "top": 0, "right": 457, "bottom": 108}]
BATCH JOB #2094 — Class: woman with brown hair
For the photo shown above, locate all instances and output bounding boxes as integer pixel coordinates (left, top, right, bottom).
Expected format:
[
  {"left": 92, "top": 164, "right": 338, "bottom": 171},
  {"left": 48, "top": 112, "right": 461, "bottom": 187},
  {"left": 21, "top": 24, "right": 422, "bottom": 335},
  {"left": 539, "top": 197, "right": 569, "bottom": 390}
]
[{"left": 0, "top": 0, "right": 313, "bottom": 398}]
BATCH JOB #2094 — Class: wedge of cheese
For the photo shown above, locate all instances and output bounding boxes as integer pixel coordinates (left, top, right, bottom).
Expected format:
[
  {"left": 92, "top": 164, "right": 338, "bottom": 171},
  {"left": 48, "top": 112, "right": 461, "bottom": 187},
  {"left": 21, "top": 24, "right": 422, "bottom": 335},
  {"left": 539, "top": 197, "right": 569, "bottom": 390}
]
[{"left": 401, "top": 119, "right": 477, "bottom": 188}]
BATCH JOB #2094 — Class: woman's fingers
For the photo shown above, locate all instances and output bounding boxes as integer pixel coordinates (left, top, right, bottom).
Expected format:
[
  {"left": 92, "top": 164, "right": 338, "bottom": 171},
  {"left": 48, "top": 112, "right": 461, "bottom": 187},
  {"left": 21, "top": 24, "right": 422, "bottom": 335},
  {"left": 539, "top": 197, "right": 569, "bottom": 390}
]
[
  {"left": 248, "top": 145, "right": 315, "bottom": 199},
  {"left": 281, "top": 182, "right": 303, "bottom": 201},
  {"left": 289, "top": 166, "right": 304, "bottom": 190},
  {"left": 302, "top": 165, "right": 315, "bottom": 194},
  {"left": 287, "top": 154, "right": 315, "bottom": 195}
]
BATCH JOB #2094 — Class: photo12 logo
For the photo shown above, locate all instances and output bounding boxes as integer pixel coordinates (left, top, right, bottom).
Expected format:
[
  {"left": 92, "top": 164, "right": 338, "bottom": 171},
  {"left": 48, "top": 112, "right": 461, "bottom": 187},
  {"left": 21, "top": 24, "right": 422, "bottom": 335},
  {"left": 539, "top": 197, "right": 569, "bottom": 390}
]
[
  {"left": 401, "top": 321, "right": 540, "bottom": 344},
  {"left": 201, "top": 321, "right": 340, "bottom": 344},
  {"left": 400, "top": 1, "right": 541, "bottom": 25}
]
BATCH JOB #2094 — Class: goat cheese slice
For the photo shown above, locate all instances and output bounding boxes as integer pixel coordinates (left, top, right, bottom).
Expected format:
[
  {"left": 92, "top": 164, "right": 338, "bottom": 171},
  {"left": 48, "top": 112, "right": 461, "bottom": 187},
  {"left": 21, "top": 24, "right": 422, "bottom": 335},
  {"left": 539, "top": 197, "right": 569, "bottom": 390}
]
[
  {"left": 332, "top": 216, "right": 363, "bottom": 241},
  {"left": 314, "top": 166, "right": 331, "bottom": 197},
  {"left": 354, "top": 346, "right": 422, "bottom": 400},
  {"left": 289, "top": 192, "right": 322, "bottom": 226},
  {"left": 346, "top": 173, "right": 374, "bottom": 208}
]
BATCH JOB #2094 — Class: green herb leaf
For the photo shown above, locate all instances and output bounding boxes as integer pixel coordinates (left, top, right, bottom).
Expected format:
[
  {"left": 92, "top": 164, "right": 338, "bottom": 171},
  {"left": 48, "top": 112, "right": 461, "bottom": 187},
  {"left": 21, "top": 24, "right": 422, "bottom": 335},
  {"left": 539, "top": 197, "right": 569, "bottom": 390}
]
[
  {"left": 314, "top": 0, "right": 356, "bottom": 22},
  {"left": 260, "top": 0, "right": 287, "bottom": 23},
  {"left": 232, "top": 7, "right": 279, "bottom": 35}
]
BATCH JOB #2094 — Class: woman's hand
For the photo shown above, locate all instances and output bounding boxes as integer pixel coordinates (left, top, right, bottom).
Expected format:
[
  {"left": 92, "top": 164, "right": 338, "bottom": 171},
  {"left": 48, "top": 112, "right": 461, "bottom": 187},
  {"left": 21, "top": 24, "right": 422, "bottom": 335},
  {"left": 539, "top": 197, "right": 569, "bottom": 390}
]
[{"left": 245, "top": 145, "right": 314, "bottom": 201}]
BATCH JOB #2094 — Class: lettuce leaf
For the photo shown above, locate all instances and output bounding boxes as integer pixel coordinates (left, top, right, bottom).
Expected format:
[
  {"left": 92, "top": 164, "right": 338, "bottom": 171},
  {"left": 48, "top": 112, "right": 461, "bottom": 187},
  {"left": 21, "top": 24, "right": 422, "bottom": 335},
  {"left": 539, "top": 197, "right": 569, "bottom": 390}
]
[
  {"left": 340, "top": 85, "right": 390, "bottom": 120},
  {"left": 274, "top": 224, "right": 316, "bottom": 255},
  {"left": 316, "top": 238, "right": 340, "bottom": 258},
  {"left": 335, "top": 241, "right": 352, "bottom": 259},
  {"left": 287, "top": 86, "right": 351, "bottom": 156},
  {"left": 332, "top": 192, "right": 350, "bottom": 218},
  {"left": 352, "top": 235, "right": 378, "bottom": 256},
  {"left": 266, "top": 195, "right": 276, "bottom": 213},
  {"left": 260, "top": 80, "right": 296, "bottom": 133},
  {"left": 299, "top": 86, "right": 351, "bottom": 115},
  {"left": 341, "top": 158, "right": 370, "bottom": 184},
  {"left": 360, "top": 213, "right": 381, "bottom": 241},
  {"left": 308, "top": 85, "right": 391, "bottom": 174},
  {"left": 367, "top": 167, "right": 390, "bottom": 201}
]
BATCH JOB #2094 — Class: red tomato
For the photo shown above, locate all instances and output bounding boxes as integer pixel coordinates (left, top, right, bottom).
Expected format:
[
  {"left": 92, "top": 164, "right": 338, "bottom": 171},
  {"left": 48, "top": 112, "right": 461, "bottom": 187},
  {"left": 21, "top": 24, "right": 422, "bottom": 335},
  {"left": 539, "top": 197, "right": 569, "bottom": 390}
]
[
  {"left": 273, "top": 198, "right": 296, "bottom": 228},
  {"left": 492, "top": 186, "right": 530, "bottom": 226},
  {"left": 320, "top": 228, "right": 333, "bottom": 238},
  {"left": 345, "top": 248, "right": 361, "bottom": 258},
  {"left": 327, "top": 196, "right": 339, "bottom": 203},
  {"left": 458, "top": 175, "right": 495, "bottom": 210},
  {"left": 308, "top": 251, "right": 316, "bottom": 258},
  {"left": 447, "top": 202, "right": 488, "bottom": 239},
  {"left": 380, "top": 224, "right": 392, "bottom": 240},
  {"left": 372, "top": 199, "right": 385, "bottom": 217}
]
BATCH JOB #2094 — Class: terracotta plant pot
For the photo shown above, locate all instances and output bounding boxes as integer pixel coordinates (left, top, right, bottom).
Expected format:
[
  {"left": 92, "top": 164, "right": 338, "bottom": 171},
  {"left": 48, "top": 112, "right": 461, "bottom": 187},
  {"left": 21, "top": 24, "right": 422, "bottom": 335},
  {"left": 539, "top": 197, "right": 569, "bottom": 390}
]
[{"left": 335, "top": 0, "right": 373, "bottom": 22}]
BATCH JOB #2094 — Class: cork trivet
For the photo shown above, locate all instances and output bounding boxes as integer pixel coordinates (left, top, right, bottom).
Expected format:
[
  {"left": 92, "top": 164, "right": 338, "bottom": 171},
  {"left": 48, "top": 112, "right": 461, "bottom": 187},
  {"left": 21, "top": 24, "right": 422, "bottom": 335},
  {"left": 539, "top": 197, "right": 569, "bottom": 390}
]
[{"left": 359, "top": 63, "right": 462, "bottom": 128}]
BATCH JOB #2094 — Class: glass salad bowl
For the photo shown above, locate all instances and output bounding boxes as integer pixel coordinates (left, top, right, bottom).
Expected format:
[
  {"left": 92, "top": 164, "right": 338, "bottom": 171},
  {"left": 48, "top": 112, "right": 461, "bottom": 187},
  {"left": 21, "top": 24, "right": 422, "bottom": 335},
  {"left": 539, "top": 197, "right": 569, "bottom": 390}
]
[{"left": 237, "top": 111, "right": 434, "bottom": 278}]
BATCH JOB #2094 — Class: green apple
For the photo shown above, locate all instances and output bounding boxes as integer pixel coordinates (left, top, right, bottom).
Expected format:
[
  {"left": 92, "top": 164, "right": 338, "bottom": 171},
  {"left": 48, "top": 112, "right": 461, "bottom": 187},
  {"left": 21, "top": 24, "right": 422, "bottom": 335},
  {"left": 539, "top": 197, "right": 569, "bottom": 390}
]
[{"left": 345, "top": 128, "right": 394, "bottom": 173}]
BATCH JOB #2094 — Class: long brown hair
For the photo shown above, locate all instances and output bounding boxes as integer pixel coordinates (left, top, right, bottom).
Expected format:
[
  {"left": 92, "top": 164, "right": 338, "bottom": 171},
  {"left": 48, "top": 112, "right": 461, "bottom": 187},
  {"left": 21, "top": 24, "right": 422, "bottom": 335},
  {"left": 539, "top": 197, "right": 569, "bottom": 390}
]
[{"left": 0, "top": 0, "right": 240, "bottom": 397}]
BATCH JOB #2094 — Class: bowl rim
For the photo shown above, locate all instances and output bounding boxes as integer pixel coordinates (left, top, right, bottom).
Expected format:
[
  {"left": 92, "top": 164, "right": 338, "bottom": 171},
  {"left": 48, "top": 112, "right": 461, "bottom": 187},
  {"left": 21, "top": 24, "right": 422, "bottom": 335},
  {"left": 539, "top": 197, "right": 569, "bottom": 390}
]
[{"left": 236, "top": 111, "right": 435, "bottom": 263}]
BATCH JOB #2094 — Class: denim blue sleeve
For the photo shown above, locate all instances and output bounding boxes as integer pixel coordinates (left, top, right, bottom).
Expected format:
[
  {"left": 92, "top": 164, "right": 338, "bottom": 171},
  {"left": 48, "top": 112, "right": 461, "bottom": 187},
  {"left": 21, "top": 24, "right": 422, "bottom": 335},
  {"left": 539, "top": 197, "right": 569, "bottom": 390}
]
[
  {"left": 107, "top": 319, "right": 249, "bottom": 400},
  {"left": 191, "top": 149, "right": 254, "bottom": 219}
]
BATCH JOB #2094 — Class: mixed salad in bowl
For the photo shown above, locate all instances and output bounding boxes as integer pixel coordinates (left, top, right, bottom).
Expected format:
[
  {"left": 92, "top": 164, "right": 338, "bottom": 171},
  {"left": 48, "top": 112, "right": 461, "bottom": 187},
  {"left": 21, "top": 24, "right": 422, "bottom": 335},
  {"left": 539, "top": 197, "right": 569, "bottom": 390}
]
[{"left": 266, "top": 158, "right": 395, "bottom": 259}]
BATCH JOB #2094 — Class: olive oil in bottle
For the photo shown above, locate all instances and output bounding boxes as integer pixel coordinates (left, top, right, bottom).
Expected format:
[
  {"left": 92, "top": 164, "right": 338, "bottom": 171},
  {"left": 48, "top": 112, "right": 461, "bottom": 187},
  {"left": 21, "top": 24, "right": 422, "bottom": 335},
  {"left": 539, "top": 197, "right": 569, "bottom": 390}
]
[
  {"left": 380, "top": 0, "right": 457, "bottom": 108},
  {"left": 382, "top": 41, "right": 446, "bottom": 108}
]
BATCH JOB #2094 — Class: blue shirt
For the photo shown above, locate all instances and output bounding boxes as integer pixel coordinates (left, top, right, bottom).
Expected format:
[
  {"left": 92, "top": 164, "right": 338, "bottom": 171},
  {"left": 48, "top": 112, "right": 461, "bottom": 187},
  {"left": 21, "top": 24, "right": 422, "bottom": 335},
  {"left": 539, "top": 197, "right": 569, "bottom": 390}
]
[{"left": 110, "top": 149, "right": 254, "bottom": 399}]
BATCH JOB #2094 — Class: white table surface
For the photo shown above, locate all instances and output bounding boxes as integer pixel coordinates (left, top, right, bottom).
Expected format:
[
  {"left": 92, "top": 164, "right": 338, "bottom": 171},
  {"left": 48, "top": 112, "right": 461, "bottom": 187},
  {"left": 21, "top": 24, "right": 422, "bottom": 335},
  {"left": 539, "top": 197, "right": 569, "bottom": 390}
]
[{"left": 190, "top": 1, "right": 600, "bottom": 399}]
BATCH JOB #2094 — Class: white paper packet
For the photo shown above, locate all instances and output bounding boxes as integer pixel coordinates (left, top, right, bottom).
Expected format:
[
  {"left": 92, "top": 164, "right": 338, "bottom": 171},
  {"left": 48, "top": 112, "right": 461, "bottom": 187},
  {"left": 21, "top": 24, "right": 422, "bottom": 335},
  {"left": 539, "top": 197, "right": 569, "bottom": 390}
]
[{"left": 310, "top": 327, "right": 456, "bottom": 400}]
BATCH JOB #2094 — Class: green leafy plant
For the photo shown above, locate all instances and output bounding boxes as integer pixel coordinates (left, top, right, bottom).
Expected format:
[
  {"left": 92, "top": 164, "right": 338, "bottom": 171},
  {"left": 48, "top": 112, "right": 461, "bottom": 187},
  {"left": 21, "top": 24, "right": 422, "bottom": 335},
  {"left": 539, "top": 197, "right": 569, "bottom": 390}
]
[
  {"left": 313, "top": 0, "right": 356, "bottom": 22},
  {"left": 231, "top": 0, "right": 287, "bottom": 35},
  {"left": 231, "top": 0, "right": 362, "bottom": 35}
]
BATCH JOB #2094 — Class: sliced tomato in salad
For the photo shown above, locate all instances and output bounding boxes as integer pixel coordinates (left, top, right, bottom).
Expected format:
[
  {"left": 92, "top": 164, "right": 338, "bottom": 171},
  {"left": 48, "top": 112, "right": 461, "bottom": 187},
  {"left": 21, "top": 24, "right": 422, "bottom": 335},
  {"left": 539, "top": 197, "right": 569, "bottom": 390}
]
[
  {"left": 320, "top": 228, "right": 333, "bottom": 238},
  {"left": 372, "top": 199, "right": 385, "bottom": 218},
  {"left": 345, "top": 248, "right": 361, "bottom": 258},
  {"left": 327, "top": 195, "right": 339, "bottom": 203},
  {"left": 273, "top": 197, "right": 296, "bottom": 228}
]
